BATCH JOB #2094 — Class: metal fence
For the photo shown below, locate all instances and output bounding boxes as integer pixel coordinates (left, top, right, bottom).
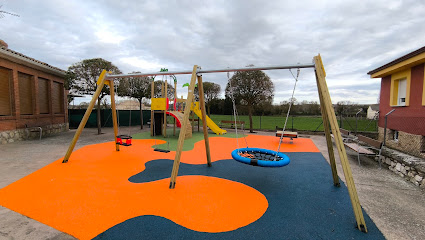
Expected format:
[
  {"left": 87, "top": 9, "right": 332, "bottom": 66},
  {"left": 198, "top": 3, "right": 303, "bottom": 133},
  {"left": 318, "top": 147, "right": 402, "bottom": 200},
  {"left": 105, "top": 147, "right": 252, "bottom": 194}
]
[
  {"left": 68, "top": 109, "right": 151, "bottom": 128},
  {"left": 208, "top": 114, "right": 378, "bottom": 133}
]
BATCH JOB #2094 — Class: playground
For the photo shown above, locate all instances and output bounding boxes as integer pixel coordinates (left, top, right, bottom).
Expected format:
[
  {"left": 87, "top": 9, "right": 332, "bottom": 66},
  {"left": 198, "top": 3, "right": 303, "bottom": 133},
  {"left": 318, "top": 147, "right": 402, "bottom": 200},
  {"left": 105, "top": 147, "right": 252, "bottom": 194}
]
[
  {"left": 1, "top": 58, "right": 424, "bottom": 239},
  {"left": 0, "top": 126, "right": 385, "bottom": 240},
  {"left": 2, "top": 127, "right": 425, "bottom": 239}
]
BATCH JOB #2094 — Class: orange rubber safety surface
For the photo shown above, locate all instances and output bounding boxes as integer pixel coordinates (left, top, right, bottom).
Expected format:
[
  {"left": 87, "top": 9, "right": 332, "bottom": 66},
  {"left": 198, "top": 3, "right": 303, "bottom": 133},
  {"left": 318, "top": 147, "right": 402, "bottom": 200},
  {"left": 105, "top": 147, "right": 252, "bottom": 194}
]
[{"left": 0, "top": 135, "right": 319, "bottom": 239}]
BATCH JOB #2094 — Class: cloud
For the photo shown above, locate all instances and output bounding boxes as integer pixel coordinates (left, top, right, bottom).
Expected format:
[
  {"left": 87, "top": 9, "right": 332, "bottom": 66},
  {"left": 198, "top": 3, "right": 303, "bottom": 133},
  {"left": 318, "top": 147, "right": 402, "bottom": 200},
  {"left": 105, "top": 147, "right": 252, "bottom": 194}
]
[{"left": 1, "top": 0, "right": 424, "bottom": 105}]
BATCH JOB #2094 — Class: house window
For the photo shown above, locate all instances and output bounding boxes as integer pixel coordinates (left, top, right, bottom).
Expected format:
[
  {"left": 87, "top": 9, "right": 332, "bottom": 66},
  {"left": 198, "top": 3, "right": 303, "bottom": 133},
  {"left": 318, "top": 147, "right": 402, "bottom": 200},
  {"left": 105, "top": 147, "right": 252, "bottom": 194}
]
[
  {"left": 421, "top": 136, "right": 425, "bottom": 153},
  {"left": 388, "top": 129, "right": 399, "bottom": 142},
  {"left": 393, "top": 130, "right": 399, "bottom": 142},
  {"left": 397, "top": 79, "right": 407, "bottom": 106},
  {"left": 52, "top": 81, "right": 64, "bottom": 114},
  {"left": 0, "top": 67, "right": 13, "bottom": 116},
  {"left": 38, "top": 78, "right": 50, "bottom": 114},
  {"left": 390, "top": 69, "right": 410, "bottom": 106},
  {"left": 18, "top": 72, "right": 34, "bottom": 115}
]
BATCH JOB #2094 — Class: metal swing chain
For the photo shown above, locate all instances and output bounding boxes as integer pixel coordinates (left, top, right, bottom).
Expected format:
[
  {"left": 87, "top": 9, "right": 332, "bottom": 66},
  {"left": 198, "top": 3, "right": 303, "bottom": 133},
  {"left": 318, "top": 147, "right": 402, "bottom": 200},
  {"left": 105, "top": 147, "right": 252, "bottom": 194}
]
[
  {"left": 228, "top": 71, "right": 249, "bottom": 154},
  {"left": 115, "top": 82, "right": 121, "bottom": 132},
  {"left": 274, "top": 68, "right": 300, "bottom": 160}
]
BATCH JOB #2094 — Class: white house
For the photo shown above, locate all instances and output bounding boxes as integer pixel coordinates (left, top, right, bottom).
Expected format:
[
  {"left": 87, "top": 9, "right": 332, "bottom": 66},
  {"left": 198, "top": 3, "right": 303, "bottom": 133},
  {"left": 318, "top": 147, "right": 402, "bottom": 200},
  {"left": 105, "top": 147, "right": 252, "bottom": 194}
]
[{"left": 366, "top": 104, "right": 379, "bottom": 119}]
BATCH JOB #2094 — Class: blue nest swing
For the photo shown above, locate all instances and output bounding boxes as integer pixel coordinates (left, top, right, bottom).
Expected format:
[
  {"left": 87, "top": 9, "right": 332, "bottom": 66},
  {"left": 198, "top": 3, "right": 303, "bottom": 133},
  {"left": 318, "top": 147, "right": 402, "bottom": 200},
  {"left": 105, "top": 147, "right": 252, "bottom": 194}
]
[
  {"left": 228, "top": 68, "right": 299, "bottom": 168},
  {"left": 231, "top": 148, "right": 290, "bottom": 167}
]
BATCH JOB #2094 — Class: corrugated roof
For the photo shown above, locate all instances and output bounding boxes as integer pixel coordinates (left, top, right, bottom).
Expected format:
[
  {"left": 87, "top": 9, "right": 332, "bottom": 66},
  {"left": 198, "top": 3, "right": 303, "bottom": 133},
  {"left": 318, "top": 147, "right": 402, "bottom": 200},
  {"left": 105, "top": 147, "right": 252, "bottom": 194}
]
[
  {"left": 367, "top": 46, "right": 425, "bottom": 75},
  {"left": 0, "top": 46, "right": 66, "bottom": 77}
]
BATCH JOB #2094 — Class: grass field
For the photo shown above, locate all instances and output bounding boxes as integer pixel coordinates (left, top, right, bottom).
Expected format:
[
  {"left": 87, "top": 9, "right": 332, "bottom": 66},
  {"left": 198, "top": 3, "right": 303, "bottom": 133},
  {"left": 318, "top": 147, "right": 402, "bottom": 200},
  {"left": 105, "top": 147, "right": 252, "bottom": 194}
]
[{"left": 207, "top": 114, "right": 378, "bottom": 132}]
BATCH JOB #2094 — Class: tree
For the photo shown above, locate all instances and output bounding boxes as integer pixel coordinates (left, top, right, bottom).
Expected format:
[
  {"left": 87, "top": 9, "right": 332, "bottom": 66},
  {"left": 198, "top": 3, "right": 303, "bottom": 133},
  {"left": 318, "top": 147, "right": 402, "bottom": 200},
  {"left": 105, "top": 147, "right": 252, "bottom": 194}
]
[
  {"left": 117, "top": 72, "right": 151, "bottom": 129},
  {"left": 194, "top": 82, "right": 221, "bottom": 116},
  {"left": 254, "top": 101, "right": 273, "bottom": 116},
  {"left": 335, "top": 101, "right": 358, "bottom": 115},
  {"left": 225, "top": 70, "right": 274, "bottom": 132},
  {"left": 150, "top": 80, "right": 174, "bottom": 98},
  {"left": 68, "top": 58, "right": 122, "bottom": 134},
  {"left": 64, "top": 71, "right": 76, "bottom": 104}
]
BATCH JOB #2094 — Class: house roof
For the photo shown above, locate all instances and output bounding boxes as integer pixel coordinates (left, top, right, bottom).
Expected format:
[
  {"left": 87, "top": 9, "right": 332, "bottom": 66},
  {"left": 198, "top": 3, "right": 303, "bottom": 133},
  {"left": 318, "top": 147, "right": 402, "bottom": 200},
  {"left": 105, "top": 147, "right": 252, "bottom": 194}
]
[
  {"left": 0, "top": 46, "right": 66, "bottom": 77},
  {"left": 367, "top": 46, "right": 425, "bottom": 78},
  {"left": 369, "top": 104, "right": 379, "bottom": 111},
  {"left": 116, "top": 100, "right": 141, "bottom": 110}
]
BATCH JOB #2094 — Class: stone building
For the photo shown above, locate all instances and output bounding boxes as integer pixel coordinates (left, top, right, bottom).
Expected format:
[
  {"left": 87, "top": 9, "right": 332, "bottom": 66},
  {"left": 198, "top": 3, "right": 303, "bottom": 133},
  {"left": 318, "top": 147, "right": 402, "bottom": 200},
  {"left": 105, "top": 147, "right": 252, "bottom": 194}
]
[
  {"left": 368, "top": 46, "right": 425, "bottom": 158},
  {"left": 0, "top": 41, "right": 68, "bottom": 144}
]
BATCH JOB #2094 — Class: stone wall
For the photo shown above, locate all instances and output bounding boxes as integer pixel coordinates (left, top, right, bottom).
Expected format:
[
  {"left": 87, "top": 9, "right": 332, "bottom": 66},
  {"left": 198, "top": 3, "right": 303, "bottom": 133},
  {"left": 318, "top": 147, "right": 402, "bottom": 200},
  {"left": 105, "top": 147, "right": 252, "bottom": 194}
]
[
  {"left": 0, "top": 123, "right": 68, "bottom": 144},
  {"left": 377, "top": 147, "right": 425, "bottom": 189}
]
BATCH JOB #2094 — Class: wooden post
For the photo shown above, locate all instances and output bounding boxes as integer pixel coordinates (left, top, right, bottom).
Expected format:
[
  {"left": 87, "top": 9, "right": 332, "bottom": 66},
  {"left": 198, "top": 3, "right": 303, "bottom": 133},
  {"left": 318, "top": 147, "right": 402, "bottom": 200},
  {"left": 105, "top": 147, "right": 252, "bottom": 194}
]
[
  {"left": 164, "top": 81, "right": 168, "bottom": 137},
  {"left": 197, "top": 74, "right": 212, "bottom": 167},
  {"left": 170, "top": 65, "right": 198, "bottom": 189},
  {"left": 314, "top": 55, "right": 367, "bottom": 232},
  {"left": 109, "top": 80, "right": 120, "bottom": 152},
  {"left": 62, "top": 70, "right": 108, "bottom": 163},
  {"left": 316, "top": 75, "right": 339, "bottom": 186},
  {"left": 173, "top": 118, "right": 176, "bottom": 136},
  {"left": 174, "top": 80, "right": 177, "bottom": 136},
  {"left": 191, "top": 110, "right": 195, "bottom": 132},
  {"left": 150, "top": 81, "right": 154, "bottom": 136}
]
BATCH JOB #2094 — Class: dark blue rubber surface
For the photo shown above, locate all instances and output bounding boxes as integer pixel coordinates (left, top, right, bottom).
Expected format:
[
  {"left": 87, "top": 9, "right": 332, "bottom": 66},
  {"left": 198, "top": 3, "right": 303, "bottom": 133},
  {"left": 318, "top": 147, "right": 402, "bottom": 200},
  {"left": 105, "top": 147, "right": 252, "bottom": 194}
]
[{"left": 94, "top": 152, "right": 384, "bottom": 240}]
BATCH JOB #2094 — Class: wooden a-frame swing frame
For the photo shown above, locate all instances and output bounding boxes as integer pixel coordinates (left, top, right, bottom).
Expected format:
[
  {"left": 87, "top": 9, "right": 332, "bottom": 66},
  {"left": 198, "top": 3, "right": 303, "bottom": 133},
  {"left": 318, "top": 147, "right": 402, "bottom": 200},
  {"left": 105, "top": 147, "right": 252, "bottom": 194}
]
[{"left": 61, "top": 55, "right": 367, "bottom": 232}]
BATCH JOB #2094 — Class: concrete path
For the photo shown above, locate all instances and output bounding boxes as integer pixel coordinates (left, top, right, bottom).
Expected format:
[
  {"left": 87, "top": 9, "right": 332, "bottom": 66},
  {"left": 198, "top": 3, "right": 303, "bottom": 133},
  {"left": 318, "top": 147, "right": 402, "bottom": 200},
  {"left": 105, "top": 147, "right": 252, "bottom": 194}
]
[
  {"left": 0, "top": 128, "right": 424, "bottom": 239},
  {"left": 310, "top": 135, "right": 425, "bottom": 240}
]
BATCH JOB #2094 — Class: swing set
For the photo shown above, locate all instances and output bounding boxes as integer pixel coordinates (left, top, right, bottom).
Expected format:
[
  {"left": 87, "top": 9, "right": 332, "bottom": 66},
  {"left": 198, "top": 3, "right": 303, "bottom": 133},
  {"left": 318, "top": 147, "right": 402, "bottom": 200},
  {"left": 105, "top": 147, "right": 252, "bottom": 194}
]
[
  {"left": 227, "top": 67, "right": 300, "bottom": 167},
  {"left": 61, "top": 55, "right": 368, "bottom": 233}
]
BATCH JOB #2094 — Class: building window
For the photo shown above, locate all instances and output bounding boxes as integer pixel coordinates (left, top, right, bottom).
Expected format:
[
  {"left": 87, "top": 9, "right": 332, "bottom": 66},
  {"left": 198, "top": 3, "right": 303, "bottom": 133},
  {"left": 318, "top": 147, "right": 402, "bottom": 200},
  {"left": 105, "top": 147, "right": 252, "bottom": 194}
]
[
  {"left": 0, "top": 67, "right": 13, "bottom": 116},
  {"left": 18, "top": 72, "right": 34, "bottom": 115},
  {"left": 397, "top": 79, "right": 407, "bottom": 106},
  {"left": 38, "top": 78, "right": 50, "bottom": 114},
  {"left": 52, "top": 81, "right": 64, "bottom": 114},
  {"left": 421, "top": 136, "right": 425, "bottom": 153},
  {"left": 390, "top": 69, "right": 411, "bottom": 106},
  {"left": 389, "top": 129, "right": 399, "bottom": 142},
  {"left": 393, "top": 130, "right": 399, "bottom": 142}
]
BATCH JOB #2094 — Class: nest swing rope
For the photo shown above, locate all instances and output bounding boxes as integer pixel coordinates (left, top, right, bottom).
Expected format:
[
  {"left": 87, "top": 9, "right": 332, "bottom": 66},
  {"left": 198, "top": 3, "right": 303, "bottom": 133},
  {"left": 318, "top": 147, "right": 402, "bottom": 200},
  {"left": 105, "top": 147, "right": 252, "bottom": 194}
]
[{"left": 229, "top": 68, "right": 300, "bottom": 167}]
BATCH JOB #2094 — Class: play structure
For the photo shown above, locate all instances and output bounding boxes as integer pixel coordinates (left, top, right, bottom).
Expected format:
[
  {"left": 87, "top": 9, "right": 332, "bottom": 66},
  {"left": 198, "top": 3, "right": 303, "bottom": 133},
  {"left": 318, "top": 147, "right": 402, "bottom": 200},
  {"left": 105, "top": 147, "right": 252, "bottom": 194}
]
[
  {"left": 61, "top": 55, "right": 368, "bottom": 233},
  {"left": 149, "top": 69, "right": 226, "bottom": 140}
]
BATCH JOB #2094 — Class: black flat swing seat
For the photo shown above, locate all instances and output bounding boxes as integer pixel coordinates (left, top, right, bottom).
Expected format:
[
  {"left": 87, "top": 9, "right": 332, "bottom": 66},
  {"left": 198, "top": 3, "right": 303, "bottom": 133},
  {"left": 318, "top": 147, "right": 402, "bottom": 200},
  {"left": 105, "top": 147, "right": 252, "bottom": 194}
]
[
  {"left": 116, "top": 135, "right": 132, "bottom": 146},
  {"left": 154, "top": 148, "right": 170, "bottom": 153}
]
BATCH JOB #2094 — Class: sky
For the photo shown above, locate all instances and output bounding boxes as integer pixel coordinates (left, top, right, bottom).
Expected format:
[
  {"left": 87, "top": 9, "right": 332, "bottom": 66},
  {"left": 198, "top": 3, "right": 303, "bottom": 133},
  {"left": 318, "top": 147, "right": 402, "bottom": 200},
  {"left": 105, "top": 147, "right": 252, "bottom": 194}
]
[{"left": 1, "top": 0, "right": 425, "bottom": 105}]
